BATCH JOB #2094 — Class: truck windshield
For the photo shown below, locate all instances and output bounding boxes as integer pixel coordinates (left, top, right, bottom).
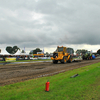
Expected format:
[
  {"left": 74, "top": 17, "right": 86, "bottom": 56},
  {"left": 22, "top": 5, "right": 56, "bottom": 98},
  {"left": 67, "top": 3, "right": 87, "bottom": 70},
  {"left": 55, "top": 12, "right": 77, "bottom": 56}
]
[{"left": 58, "top": 47, "right": 63, "bottom": 52}]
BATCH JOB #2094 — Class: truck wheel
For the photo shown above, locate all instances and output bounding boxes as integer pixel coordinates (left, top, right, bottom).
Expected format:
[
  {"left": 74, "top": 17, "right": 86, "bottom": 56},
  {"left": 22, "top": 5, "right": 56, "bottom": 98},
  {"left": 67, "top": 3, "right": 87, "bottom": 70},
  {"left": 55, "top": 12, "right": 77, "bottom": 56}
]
[
  {"left": 67, "top": 56, "right": 72, "bottom": 63},
  {"left": 53, "top": 60, "right": 58, "bottom": 64},
  {"left": 61, "top": 56, "right": 67, "bottom": 64},
  {"left": 82, "top": 56, "right": 85, "bottom": 60}
]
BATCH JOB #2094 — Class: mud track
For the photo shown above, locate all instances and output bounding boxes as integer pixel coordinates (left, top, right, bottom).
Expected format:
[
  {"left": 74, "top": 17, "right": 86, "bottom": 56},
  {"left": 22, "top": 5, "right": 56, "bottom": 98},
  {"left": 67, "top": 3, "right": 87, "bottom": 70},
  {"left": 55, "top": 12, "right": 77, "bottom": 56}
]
[{"left": 0, "top": 59, "right": 100, "bottom": 86}]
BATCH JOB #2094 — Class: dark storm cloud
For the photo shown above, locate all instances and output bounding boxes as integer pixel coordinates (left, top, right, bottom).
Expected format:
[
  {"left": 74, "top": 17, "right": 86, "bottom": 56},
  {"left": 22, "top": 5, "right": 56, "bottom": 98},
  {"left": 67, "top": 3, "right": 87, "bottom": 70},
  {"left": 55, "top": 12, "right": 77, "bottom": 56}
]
[{"left": 0, "top": 0, "right": 100, "bottom": 50}]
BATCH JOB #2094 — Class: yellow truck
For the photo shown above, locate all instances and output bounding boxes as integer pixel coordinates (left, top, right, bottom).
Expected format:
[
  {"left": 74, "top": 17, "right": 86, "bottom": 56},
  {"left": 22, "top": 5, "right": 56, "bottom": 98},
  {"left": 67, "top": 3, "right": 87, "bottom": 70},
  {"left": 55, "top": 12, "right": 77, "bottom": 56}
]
[
  {"left": 33, "top": 52, "right": 44, "bottom": 57},
  {"left": 51, "top": 46, "right": 73, "bottom": 64}
]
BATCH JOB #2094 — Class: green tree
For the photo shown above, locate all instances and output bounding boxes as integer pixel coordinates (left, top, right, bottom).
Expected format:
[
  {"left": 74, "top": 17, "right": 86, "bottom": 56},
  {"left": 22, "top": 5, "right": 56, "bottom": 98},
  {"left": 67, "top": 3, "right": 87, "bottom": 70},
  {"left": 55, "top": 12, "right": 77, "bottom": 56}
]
[
  {"left": 45, "top": 52, "right": 49, "bottom": 57},
  {"left": 6, "top": 46, "right": 20, "bottom": 54},
  {"left": 76, "top": 49, "right": 87, "bottom": 55},
  {"left": 97, "top": 49, "right": 100, "bottom": 54},
  {"left": 76, "top": 49, "right": 81, "bottom": 55},
  {"left": 29, "top": 48, "right": 42, "bottom": 54},
  {"left": 81, "top": 49, "right": 88, "bottom": 54},
  {"left": 21, "top": 50, "right": 25, "bottom": 53},
  {"left": 29, "top": 50, "right": 33, "bottom": 54}
]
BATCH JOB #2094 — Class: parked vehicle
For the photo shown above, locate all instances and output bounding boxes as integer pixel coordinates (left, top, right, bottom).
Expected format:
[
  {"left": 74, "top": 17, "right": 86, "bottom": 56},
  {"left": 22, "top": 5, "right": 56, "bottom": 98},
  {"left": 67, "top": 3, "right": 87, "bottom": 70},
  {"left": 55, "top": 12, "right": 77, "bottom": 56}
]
[{"left": 82, "top": 51, "right": 94, "bottom": 60}]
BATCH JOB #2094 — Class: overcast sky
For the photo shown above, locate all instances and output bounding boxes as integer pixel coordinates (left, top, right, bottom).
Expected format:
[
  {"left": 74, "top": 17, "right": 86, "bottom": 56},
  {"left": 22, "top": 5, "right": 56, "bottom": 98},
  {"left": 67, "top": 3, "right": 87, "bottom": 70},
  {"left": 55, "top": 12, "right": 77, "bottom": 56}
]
[{"left": 0, "top": 0, "right": 100, "bottom": 53}]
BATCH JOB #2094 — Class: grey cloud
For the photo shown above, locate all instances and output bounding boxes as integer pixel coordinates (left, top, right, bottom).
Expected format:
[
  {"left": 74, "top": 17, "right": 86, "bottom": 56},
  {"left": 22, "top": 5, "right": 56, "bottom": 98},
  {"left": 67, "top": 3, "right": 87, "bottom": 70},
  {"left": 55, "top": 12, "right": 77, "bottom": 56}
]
[
  {"left": 0, "top": 0, "right": 100, "bottom": 51},
  {"left": 0, "top": 0, "right": 37, "bottom": 10}
]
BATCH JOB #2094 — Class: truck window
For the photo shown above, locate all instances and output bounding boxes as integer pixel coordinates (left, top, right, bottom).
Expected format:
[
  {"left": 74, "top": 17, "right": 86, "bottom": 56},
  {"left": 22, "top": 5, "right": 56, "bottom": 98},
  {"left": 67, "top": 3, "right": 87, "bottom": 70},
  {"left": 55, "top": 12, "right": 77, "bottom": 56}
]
[
  {"left": 67, "top": 48, "right": 73, "bottom": 54},
  {"left": 58, "top": 47, "right": 63, "bottom": 52}
]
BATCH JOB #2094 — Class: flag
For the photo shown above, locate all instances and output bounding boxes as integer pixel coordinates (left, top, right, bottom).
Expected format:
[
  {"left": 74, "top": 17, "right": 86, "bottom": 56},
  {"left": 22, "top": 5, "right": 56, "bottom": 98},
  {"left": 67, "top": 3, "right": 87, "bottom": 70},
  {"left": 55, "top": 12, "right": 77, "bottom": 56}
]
[
  {"left": 42, "top": 48, "right": 44, "bottom": 53},
  {"left": 24, "top": 47, "right": 25, "bottom": 53}
]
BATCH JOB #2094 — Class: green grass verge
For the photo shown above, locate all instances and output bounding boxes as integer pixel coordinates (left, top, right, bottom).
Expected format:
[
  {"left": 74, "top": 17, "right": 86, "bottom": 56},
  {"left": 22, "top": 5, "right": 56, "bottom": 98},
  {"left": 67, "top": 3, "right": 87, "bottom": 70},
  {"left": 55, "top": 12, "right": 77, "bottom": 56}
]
[{"left": 0, "top": 62, "right": 100, "bottom": 100}]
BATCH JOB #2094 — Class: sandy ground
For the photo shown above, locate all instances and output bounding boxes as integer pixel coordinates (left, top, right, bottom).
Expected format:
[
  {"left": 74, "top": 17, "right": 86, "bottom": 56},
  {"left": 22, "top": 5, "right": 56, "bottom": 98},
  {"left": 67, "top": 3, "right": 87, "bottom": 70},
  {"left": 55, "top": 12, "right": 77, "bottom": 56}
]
[{"left": 0, "top": 59, "right": 100, "bottom": 86}]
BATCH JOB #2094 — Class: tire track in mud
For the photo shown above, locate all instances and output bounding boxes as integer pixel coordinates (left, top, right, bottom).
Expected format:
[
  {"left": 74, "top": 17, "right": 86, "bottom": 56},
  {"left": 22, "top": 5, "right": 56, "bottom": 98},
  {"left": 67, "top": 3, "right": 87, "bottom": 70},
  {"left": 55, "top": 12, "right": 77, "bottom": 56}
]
[{"left": 0, "top": 59, "right": 100, "bottom": 86}]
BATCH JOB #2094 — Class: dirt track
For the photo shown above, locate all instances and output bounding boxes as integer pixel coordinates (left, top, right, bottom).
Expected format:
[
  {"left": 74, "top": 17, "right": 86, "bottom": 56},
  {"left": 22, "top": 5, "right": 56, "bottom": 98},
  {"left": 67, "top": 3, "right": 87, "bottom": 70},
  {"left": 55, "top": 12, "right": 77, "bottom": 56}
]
[{"left": 0, "top": 59, "right": 100, "bottom": 86}]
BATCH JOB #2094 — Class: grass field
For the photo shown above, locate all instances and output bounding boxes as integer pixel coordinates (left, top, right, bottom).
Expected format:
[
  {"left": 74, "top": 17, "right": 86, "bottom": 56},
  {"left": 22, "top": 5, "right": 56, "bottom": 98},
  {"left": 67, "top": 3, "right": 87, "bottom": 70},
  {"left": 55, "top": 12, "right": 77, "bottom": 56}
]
[{"left": 0, "top": 62, "right": 100, "bottom": 100}]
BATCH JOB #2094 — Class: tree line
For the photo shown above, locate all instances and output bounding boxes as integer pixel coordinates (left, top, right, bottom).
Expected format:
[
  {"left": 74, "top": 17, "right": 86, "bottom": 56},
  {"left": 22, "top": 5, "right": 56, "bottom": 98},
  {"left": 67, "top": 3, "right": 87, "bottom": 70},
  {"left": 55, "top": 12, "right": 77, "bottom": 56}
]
[{"left": 5, "top": 46, "right": 100, "bottom": 55}]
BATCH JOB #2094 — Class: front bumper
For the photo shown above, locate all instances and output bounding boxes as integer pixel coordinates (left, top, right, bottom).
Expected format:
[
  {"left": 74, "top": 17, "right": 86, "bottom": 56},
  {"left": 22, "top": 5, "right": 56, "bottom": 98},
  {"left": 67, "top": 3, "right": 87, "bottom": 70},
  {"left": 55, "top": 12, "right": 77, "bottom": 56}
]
[{"left": 51, "top": 57, "right": 63, "bottom": 60}]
